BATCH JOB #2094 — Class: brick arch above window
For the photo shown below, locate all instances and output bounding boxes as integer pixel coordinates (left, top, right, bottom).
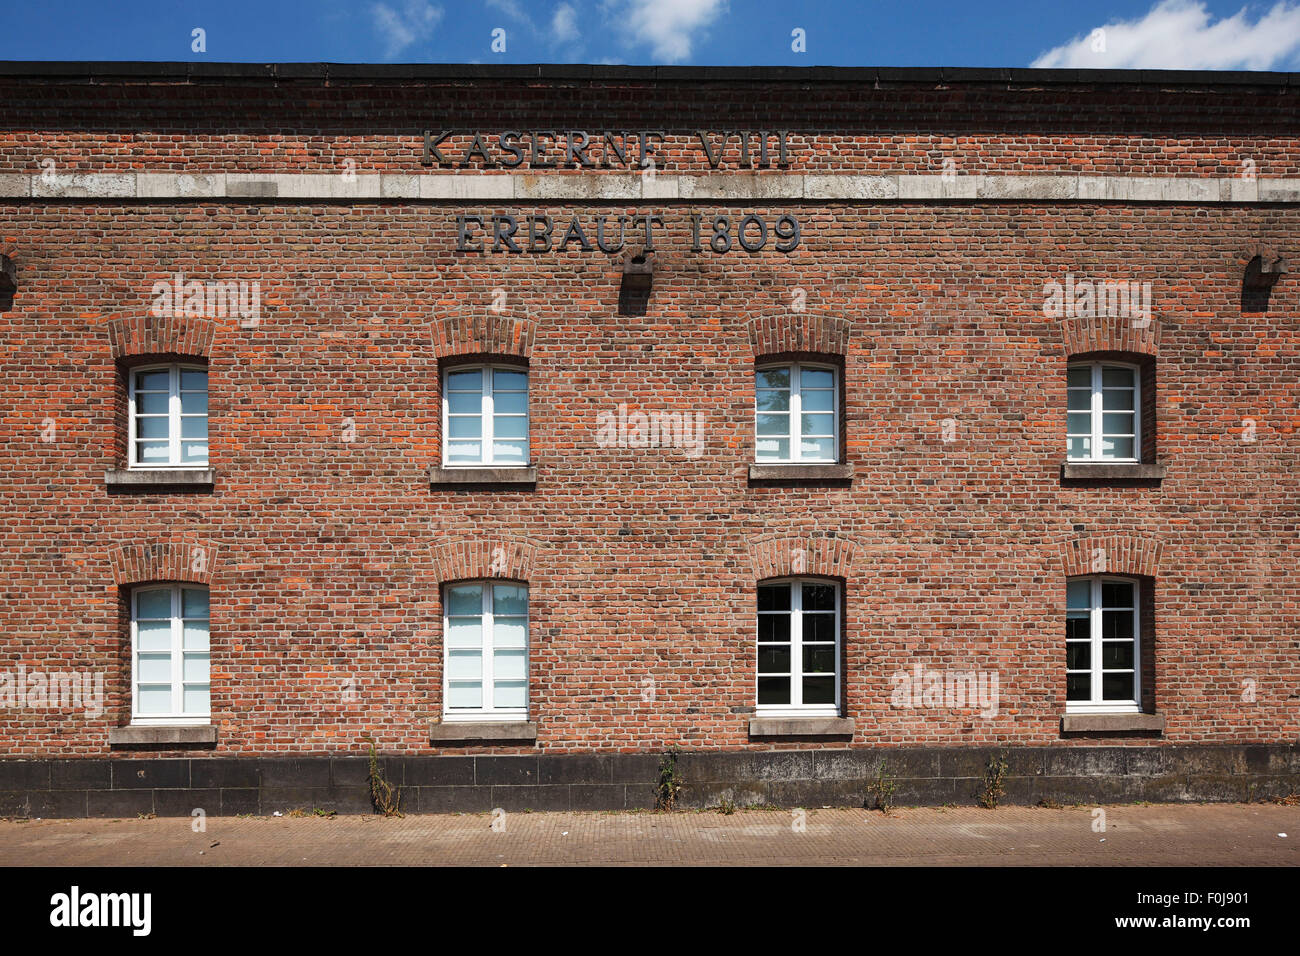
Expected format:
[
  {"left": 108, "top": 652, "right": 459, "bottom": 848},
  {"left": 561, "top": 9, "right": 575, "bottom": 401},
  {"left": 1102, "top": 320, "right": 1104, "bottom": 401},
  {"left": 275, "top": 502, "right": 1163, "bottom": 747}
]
[
  {"left": 1059, "top": 533, "right": 1162, "bottom": 578},
  {"left": 107, "top": 538, "right": 220, "bottom": 586},
  {"left": 744, "top": 310, "right": 851, "bottom": 359},
  {"left": 431, "top": 537, "right": 540, "bottom": 583},
  {"left": 748, "top": 534, "right": 859, "bottom": 582},
  {"left": 104, "top": 313, "right": 218, "bottom": 361},
  {"left": 431, "top": 310, "right": 535, "bottom": 360},
  {"left": 1062, "top": 313, "right": 1161, "bottom": 358}
]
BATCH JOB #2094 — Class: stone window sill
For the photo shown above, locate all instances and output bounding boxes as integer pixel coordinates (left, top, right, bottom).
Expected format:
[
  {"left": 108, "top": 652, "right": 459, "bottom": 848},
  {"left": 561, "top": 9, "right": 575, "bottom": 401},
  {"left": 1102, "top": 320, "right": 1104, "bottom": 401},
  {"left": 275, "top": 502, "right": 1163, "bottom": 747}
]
[
  {"left": 1060, "top": 713, "right": 1165, "bottom": 734},
  {"left": 108, "top": 725, "right": 218, "bottom": 747},
  {"left": 428, "top": 720, "right": 538, "bottom": 743},
  {"left": 749, "top": 716, "right": 855, "bottom": 737},
  {"left": 748, "top": 464, "right": 854, "bottom": 483},
  {"left": 106, "top": 468, "right": 215, "bottom": 489},
  {"left": 1061, "top": 462, "right": 1167, "bottom": 481},
  {"left": 429, "top": 466, "right": 537, "bottom": 486}
]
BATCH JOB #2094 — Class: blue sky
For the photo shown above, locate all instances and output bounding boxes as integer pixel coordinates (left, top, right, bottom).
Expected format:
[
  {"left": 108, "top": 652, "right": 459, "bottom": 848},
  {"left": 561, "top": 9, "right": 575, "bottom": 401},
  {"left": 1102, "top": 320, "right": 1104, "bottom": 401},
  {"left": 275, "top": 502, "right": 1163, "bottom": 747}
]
[{"left": 1, "top": 0, "right": 1299, "bottom": 69}]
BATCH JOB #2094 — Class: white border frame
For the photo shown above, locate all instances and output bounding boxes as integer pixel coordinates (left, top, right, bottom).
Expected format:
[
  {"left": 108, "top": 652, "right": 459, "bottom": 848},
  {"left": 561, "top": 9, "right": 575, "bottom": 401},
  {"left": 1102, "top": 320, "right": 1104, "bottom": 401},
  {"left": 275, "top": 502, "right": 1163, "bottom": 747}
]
[
  {"left": 1065, "top": 575, "right": 1141, "bottom": 714},
  {"left": 130, "top": 584, "right": 211, "bottom": 726},
  {"left": 754, "top": 361, "right": 840, "bottom": 465},
  {"left": 1066, "top": 360, "right": 1142, "bottom": 464},
  {"left": 127, "top": 362, "right": 209, "bottom": 469},
  {"left": 755, "top": 576, "right": 842, "bottom": 718},
  {"left": 441, "top": 580, "right": 530, "bottom": 722},
  {"left": 440, "top": 363, "right": 530, "bottom": 468}
]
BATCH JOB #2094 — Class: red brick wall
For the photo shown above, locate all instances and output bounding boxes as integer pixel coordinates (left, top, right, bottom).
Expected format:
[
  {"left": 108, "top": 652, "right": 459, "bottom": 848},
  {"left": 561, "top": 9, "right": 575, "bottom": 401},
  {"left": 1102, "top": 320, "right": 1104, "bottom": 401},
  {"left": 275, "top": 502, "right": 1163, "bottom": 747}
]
[{"left": 0, "top": 76, "right": 1297, "bottom": 757}]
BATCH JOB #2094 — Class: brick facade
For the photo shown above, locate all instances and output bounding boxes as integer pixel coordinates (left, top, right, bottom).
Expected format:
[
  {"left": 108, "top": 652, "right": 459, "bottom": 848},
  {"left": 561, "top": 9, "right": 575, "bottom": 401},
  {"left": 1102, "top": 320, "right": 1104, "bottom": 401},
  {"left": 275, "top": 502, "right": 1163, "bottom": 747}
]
[{"left": 0, "top": 64, "right": 1297, "bottom": 811}]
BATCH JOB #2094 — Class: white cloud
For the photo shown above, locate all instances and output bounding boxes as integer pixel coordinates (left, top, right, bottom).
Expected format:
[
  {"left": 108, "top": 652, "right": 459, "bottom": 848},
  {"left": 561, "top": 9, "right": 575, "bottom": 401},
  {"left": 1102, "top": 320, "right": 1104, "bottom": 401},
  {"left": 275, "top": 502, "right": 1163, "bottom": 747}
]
[
  {"left": 551, "top": 3, "right": 581, "bottom": 45},
  {"left": 606, "top": 0, "right": 728, "bottom": 62},
  {"left": 371, "top": 0, "right": 444, "bottom": 59},
  {"left": 1032, "top": 0, "right": 1300, "bottom": 70},
  {"left": 486, "top": 0, "right": 537, "bottom": 30}
]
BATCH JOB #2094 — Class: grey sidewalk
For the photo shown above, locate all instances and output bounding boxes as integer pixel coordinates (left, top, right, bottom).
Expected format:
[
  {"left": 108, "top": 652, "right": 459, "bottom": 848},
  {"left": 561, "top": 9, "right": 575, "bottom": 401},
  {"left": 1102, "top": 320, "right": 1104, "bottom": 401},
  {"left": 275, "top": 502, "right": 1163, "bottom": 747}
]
[{"left": 0, "top": 803, "right": 1296, "bottom": 866}]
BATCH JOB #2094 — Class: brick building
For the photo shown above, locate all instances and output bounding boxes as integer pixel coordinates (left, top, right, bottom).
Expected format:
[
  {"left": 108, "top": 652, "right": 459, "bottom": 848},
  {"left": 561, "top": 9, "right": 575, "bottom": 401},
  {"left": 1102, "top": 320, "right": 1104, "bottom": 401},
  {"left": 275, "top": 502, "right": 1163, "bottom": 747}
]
[{"left": 0, "top": 62, "right": 1297, "bottom": 816}]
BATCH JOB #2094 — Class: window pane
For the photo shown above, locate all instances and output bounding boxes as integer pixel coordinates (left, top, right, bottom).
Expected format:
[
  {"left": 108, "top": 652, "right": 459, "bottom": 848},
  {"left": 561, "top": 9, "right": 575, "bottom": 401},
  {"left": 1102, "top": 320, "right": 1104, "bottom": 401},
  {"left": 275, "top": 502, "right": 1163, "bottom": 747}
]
[
  {"left": 493, "top": 416, "right": 528, "bottom": 439},
  {"left": 182, "top": 685, "right": 210, "bottom": 715},
  {"left": 1067, "top": 389, "right": 1091, "bottom": 411},
  {"left": 1067, "top": 366, "right": 1091, "bottom": 388},
  {"left": 135, "top": 589, "right": 172, "bottom": 619},
  {"left": 756, "top": 413, "right": 788, "bottom": 437},
  {"left": 182, "top": 589, "right": 208, "bottom": 619},
  {"left": 1102, "top": 580, "right": 1134, "bottom": 608},
  {"left": 492, "top": 441, "right": 528, "bottom": 463},
  {"left": 758, "top": 646, "right": 790, "bottom": 673},
  {"left": 802, "top": 676, "right": 835, "bottom": 704},
  {"left": 183, "top": 653, "right": 209, "bottom": 683},
  {"left": 183, "top": 622, "right": 209, "bottom": 651},
  {"left": 800, "top": 367, "right": 834, "bottom": 389},
  {"left": 1102, "top": 366, "right": 1135, "bottom": 388},
  {"left": 1100, "top": 436, "right": 1134, "bottom": 459},
  {"left": 136, "top": 370, "right": 169, "bottom": 390},
  {"left": 446, "top": 369, "right": 482, "bottom": 391},
  {"left": 180, "top": 369, "right": 208, "bottom": 390},
  {"left": 181, "top": 416, "right": 207, "bottom": 440},
  {"left": 803, "top": 646, "right": 836, "bottom": 673},
  {"left": 492, "top": 584, "right": 528, "bottom": 615},
  {"left": 1067, "top": 413, "right": 1092, "bottom": 435},
  {"left": 135, "top": 441, "right": 170, "bottom": 464},
  {"left": 446, "top": 584, "right": 483, "bottom": 616},
  {"left": 1067, "top": 436, "right": 1090, "bottom": 459},
  {"left": 758, "top": 585, "right": 790, "bottom": 612},
  {"left": 1101, "top": 641, "right": 1134, "bottom": 669},
  {"left": 1102, "top": 389, "right": 1134, "bottom": 411},
  {"left": 802, "top": 583, "right": 836, "bottom": 611},
  {"left": 1102, "top": 611, "right": 1134, "bottom": 639},
  {"left": 492, "top": 368, "right": 527, "bottom": 391},
  {"left": 755, "top": 389, "right": 789, "bottom": 412},
  {"left": 799, "top": 438, "right": 835, "bottom": 460},
  {"left": 755, "top": 437, "right": 789, "bottom": 460},
  {"left": 1102, "top": 412, "right": 1134, "bottom": 435},
  {"left": 137, "top": 391, "right": 169, "bottom": 415},
  {"left": 137, "top": 620, "right": 171, "bottom": 651},
  {"left": 445, "top": 441, "right": 483, "bottom": 464},
  {"left": 800, "top": 413, "right": 834, "bottom": 436},
  {"left": 446, "top": 649, "right": 481, "bottom": 680},
  {"left": 137, "top": 653, "right": 171, "bottom": 683},
  {"left": 758, "top": 614, "right": 790, "bottom": 642},
  {"left": 447, "top": 416, "right": 482, "bottom": 439},
  {"left": 136, "top": 416, "right": 170, "bottom": 439},
  {"left": 493, "top": 391, "right": 527, "bottom": 415},
  {"left": 180, "top": 391, "right": 208, "bottom": 415},
  {"left": 493, "top": 618, "right": 528, "bottom": 648},
  {"left": 447, "top": 391, "right": 481, "bottom": 415},
  {"left": 447, "top": 682, "right": 482, "bottom": 708},
  {"left": 182, "top": 441, "right": 209, "bottom": 463},
  {"left": 1065, "top": 615, "right": 1089, "bottom": 640},
  {"left": 1066, "top": 643, "right": 1091, "bottom": 669},
  {"left": 493, "top": 680, "right": 527, "bottom": 710},
  {"left": 756, "top": 367, "right": 790, "bottom": 389},
  {"left": 1066, "top": 673, "right": 1091, "bottom": 701},
  {"left": 802, "top": 613, "right": 836, "bottom": 643},
  {"left": 137, "top": 685, "right": 172, "bottom": 714},
  {"left": 493, "top": 648, "right": 527, "bottom": 681},
  {"left": 1066, "top": 580, "right": 1091, "bottom": 610},
  {"left": 757, "top": 676, "right": 790, "bottom": 705},
  {"left": 1102, "top": 673, "right": 1135, "bottom": 701},
  {"left": 801, "top": 389, "right": 834, "bottom": 412}
]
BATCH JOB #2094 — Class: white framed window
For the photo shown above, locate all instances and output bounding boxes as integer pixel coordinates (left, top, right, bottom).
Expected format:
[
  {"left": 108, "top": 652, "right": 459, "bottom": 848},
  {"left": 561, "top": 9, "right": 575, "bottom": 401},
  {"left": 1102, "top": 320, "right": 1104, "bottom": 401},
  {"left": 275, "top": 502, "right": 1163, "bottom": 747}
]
[
  {"left": 1067, "top": 362, "right": 1140, "bottom": 462},
  {"left": 755, "top": 362, "right": 839, "bottom": 464},
  {"left": 1066, "top": 576, "right": 1140, "bottom": 713},
  {"left": 130, "top": 585, "right": 210, "bottom": 725},
  {"left": 756, "top": 578, "right": 840, "bottom": 717},
  {"left": 443, "top": 581, "right": 529, "bottom": 721},
  {"left": 442, "top": 365, "right": 529, "bottom": 467},
  {"left": 128, "top": 364, "right": 209, "bottom": 468}
]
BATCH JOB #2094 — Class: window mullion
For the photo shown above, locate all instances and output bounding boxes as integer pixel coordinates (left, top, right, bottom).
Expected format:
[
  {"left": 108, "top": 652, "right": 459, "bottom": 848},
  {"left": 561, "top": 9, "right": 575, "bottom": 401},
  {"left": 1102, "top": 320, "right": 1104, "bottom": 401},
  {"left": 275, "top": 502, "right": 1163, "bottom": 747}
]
[
  {"left": 790, "top": 366, "right": 802, "bottom": 463},
  {"left": 1091, "top": 364, "right": 1103, "bottom": 462},
  {"left": 172, "top": 585, "right": 183, "bottom": 717},
  {"left": 790, "top": 580, "right": 802, "bottom": 707},
  {"left": 1091, "top": 577, "right": 1102, "bottom": 704},
  {"left": 483, "top": 371, "right": 495, "bottom": 466},
  {"left": 482, "top": 585, "right": 495, "bottom": 712},
  {"left": 170, "top": 366, "right": 181, "bottom": 467}
]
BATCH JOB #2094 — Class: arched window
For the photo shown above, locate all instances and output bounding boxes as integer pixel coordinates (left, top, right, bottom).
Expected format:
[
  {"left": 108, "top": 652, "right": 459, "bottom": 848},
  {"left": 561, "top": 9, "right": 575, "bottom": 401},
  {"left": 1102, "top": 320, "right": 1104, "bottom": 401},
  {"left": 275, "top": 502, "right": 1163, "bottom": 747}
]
[
  {"left": 754, "top": 361, "right": 839, "bottom": 464},
  {"left": 128, "top": 363, "right": 209, "bottom": 468},
  {"left": 130, "top": 584, "right": 210, "bottom": 724},
  {"left": 1066, "top": 361, "right": 1140, "bottom": 463},
  {"left": 756, "top": 577, "right": 841, "bottom": 716},
  {"left": 442, "top": 364, "right": 530, "bottom": 467},
  {"left": 443, "top": 580, "right": 529, "bottom": 720},
  {"left": 1066, "top": 576, "right": 1140, "bottom": 712}
]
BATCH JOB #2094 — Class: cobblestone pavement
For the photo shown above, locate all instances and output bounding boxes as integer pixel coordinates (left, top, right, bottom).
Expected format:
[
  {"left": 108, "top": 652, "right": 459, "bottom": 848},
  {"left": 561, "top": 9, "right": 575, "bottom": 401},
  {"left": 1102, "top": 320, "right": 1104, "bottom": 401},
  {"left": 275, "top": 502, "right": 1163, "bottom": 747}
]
[{"left": 0, "top": 804, "right": 1296, "bottom": 866}]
